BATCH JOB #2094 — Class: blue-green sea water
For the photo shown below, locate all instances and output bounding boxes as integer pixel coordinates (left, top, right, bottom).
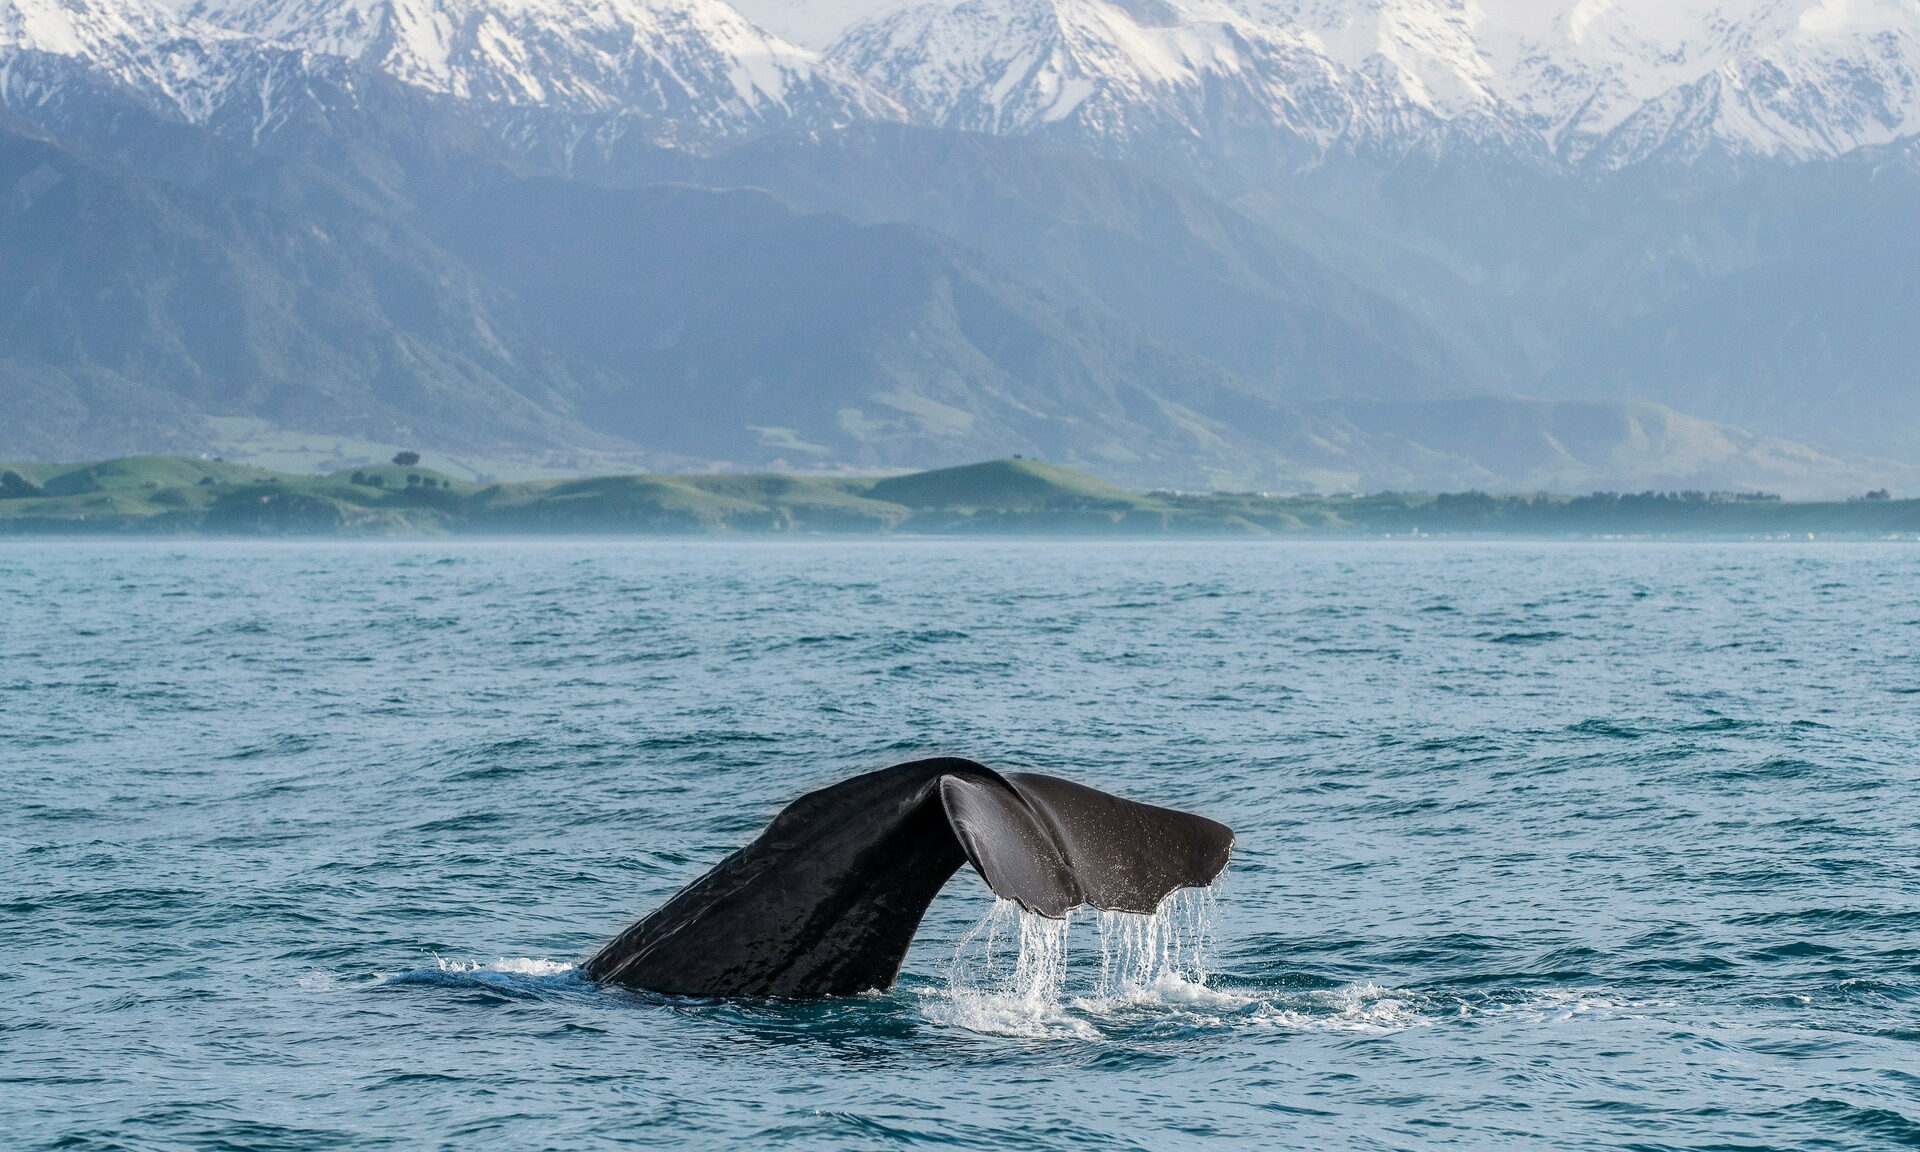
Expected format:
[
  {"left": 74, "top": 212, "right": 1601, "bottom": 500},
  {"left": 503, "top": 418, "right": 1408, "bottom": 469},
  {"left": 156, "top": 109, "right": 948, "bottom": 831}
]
[{"left": 4, "top": 540, "right": 1918, "bottom": 1150}]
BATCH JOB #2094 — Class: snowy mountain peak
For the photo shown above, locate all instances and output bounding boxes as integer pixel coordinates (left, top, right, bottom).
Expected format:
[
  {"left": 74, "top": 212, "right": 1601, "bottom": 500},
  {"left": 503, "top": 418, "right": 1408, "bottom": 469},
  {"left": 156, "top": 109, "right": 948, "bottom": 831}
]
[
  {"left": 827, "top": 0, "right": 1920, "bottom": 161},
  {"left": 4, "top": 0, "right": 1916, "bottom": 161},
  {"left": 828, "top": 0, "right": 1361, "bottom": 143},
  {"left": 3, "top": 0, "right": 180, "bottom": 58},
  {"left": 180, "top": 0, "right": 893, "bottom": 130},
  {"left": 0, "top": 0, "right": 274, "bottom": 123},
  {"left": 1294, "top": 0, "right": 1920, "bottom": 157}
]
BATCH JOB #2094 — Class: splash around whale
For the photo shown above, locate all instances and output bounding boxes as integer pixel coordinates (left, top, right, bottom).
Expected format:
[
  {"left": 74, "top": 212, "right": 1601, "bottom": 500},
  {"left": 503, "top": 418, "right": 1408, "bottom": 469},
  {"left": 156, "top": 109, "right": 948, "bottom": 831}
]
[{"left": 582, "top": 758, "right": 1235, "bottom": 999}]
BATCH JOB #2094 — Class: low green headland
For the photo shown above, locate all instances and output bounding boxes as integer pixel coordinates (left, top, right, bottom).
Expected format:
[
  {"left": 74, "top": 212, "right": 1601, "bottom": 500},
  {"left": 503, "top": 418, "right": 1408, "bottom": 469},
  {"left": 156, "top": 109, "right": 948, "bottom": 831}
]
[{"left": 2, "top": 456, "right": 1916, "bottom": 538}]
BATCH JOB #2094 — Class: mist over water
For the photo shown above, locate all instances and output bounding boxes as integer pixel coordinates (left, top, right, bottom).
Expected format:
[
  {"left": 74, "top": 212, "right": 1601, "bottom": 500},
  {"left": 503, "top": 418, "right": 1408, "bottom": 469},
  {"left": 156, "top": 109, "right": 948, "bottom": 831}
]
[{"left": 4, "top": 540, "right": 1918, "bottom": 1149}]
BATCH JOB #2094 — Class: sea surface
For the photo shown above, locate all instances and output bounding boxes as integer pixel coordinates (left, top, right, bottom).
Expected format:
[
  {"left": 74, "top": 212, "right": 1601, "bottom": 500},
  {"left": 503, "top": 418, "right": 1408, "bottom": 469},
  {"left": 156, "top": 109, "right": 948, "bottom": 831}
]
[{"left": 4, "top": 540, "right": 1918, "bottom": 1150}]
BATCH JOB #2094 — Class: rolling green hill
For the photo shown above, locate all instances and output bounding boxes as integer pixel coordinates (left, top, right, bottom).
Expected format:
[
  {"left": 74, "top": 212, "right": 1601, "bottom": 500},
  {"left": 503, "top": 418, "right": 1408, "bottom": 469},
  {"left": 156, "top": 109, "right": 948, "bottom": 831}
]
[{"left": 3, "top": 456, "right": 1917, "bottom": 538}]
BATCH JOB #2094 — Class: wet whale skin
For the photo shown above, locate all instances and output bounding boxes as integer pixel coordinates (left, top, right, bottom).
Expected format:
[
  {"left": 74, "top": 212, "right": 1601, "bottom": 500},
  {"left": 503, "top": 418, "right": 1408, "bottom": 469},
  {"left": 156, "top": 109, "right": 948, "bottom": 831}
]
[{"left": 582, "top": 758, "right": 1234, "bottom": 998}]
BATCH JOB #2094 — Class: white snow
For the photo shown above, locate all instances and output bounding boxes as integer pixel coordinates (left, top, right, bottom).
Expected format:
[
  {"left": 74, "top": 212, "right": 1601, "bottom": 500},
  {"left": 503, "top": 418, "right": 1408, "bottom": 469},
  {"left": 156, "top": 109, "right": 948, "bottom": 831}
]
[
  {"left": 1, "top": 0, "right": 264, "bottom": 120},
  {"left": 3, "top": 0, "right": 1914, "bottom": 159},
  {"left": 828, "top": 0, "right": 1920, "bottom": 159},
  {"left": 166, "top": 0, "right": 893, "bottom": 134}
]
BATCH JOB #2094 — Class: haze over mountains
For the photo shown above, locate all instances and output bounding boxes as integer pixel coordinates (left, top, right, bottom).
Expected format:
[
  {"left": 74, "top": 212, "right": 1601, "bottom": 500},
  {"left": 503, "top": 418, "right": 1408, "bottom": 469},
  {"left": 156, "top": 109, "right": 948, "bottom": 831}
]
[{"left": 2, "top": 0, "right": 1914, "bottom": 493}]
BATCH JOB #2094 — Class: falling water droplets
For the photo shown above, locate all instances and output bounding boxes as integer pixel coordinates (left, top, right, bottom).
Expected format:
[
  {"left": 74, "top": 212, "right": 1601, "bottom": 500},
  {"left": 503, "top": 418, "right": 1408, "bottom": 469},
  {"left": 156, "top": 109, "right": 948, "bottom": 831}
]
[
  {"left": 929, "top": 899, "right": 1085, "bottom": 1036},
  {"left": 927, "top": 884, "right": 1230, "bottom": 1037},
  {"left": 1094, "top": 885, "right": 1217, "bottom": 1000}
]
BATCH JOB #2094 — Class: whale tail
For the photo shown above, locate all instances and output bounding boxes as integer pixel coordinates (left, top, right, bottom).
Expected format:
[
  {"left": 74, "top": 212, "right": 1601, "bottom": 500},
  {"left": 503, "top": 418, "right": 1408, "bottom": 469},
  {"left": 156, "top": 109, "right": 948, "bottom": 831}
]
[{"left": 582, "top": 758, "right": 1233, "bottom": 998}]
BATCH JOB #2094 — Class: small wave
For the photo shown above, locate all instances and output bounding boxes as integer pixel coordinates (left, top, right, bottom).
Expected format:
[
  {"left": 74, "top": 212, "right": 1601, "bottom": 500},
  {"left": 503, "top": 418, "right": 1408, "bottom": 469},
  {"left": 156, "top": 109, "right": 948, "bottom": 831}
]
[
  {"left": 408, "top": 812, "right": 508, "bottom": 834},
  {"left": 430, "top": 956, "right": 577, "bottom": 977},
  {"left": 1484, "top": 630, "right": 1567, "bottom": 645},
  {"left": 1787, "top": 1097, "right": 1920, "bottom": 1144},
  {"left": 218, "top": 733, "right": 320, "bottom": 760},
  {"left": 376, "top": 956, "right": 586, "bottom": 1002},
  {"left": 1730, "top": 907, "right": 1920, "bottom": 930},
  {"left": 1567, "top": 717, "right": 1644, "bottom": 739},
  {"left": 1707, "top": 757, "right": 1817, "bottom": 781},
  {"left": 1682, "top": 716, "right": 1752, "bottom": 733},
  {"left": 1243, "top": 982, "right": 1436, "bottom": 1033},
  {"left": 1464, "top": 988, "right": 1672, "bottom": 1023}
]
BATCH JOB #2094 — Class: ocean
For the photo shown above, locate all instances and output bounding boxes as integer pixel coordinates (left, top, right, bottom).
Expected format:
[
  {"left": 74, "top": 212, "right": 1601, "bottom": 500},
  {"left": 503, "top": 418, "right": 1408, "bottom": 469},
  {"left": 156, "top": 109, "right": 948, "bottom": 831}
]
[{"left": 4, "top": 540, "right": 1917, "bottom": 1149}]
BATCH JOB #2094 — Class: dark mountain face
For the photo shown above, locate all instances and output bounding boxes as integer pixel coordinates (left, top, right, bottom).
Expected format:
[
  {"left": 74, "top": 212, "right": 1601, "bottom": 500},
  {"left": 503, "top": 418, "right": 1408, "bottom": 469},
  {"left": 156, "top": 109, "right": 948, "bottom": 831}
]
[
  {"left": 0, "top": 121, "right": 606, "bottom": 458},
  {"left": 416, "top": 170, "right": 1269, "bottom": 471},
  {"left": 694, "top": 125, "right": 1483, "bottom": 403},
  {"left": 1218, "top": 141, "right": 1920, "bottom": 453},
  {"left": 630, "top": 124, "right": 1920, "bottom": 477},
  {"left": 1532, "top": 150, "right": 1920, "bottom": 457},
  {"left": 0, "top": 107, "right": 1346, "bottom": 485}
]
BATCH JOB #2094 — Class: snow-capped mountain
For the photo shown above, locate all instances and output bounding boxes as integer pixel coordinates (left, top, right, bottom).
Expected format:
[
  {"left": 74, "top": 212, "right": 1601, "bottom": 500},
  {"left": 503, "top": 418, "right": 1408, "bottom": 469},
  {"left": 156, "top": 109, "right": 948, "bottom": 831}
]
[
  {"left": 826, "top": 0, "right": 1368, "bottom": 148},
  {"left": 825, "top": 0, "right": 1920, "bottom": 163},
  {"left": 1, "top": 0, "right": 890, "bottom": 146},
  {"left": 183, "top": 0, "right": 892, "bottom": 133},
  {"left": 1260, "top": 0, "right": 1920, "bottom": 160},
  {"left": 6, "top": 0, "right": 1913, "bottom": 160},
  {"left": 0, "top": 0, "right": 274, "bottom": 122}
]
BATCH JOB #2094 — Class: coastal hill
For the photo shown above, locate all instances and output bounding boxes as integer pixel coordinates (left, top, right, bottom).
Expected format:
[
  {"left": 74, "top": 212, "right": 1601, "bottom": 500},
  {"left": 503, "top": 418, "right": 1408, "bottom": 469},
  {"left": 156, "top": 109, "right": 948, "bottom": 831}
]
[{"left": 2, "top": 456, "right": 1916, "bottom": 538}]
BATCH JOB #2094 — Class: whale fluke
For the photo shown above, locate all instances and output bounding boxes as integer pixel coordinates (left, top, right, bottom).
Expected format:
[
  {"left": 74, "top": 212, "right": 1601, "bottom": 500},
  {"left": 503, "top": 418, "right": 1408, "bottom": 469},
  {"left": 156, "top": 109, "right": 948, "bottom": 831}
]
[{"left": 582, "top": 758, "right": 1233, "bottom": 998}]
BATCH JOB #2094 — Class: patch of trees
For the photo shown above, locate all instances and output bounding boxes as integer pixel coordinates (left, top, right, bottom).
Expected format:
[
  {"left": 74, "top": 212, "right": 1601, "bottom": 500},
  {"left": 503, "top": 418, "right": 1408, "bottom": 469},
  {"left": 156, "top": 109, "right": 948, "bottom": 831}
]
[
  {"left": 350, "top": 469, "right": 449, "bottom": 490},
  {"left": 1580, "top": 490, "right": 1781, "bottom": 503}
]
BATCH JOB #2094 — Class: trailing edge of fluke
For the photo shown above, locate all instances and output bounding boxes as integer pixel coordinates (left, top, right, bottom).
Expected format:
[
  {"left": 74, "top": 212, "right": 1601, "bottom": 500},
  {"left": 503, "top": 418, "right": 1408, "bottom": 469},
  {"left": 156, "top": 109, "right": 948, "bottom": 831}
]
[{"left": 582, "top": 758, "right": 1235, "bottom": 998}]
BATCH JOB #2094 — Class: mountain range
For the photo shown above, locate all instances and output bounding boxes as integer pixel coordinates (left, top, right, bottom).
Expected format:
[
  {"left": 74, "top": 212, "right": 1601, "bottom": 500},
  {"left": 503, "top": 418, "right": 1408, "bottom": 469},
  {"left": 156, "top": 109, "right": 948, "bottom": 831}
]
[{"left": 2, "top": 0, "right": 1915, "bottom": 493}]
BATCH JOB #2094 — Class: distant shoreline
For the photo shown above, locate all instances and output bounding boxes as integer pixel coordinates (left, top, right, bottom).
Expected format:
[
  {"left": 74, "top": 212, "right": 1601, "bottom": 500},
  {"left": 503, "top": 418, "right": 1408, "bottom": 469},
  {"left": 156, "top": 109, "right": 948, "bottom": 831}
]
[{"left": 4, "top": 456, "right": 1918, "bottom": 539}]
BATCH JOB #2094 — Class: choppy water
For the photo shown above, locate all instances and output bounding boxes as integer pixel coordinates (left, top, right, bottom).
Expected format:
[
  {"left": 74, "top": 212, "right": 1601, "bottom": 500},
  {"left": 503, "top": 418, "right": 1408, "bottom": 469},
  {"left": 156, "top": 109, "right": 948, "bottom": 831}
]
[{"left": 4, "top": 540, "right": 1918, "bottom": 1150}]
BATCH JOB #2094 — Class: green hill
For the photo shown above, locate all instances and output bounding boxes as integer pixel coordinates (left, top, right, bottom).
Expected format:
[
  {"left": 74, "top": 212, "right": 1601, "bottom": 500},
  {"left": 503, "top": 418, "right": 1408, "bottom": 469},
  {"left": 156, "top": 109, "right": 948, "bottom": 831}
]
[
  {"left": 862, "top": 458, "right": 1140, "bottom": 510},
  {"left": 3, "top": 456, "right": 1918, "bottom": 537},
  {"left": 461, "top": 474, "right": 902, "bottom": 534}
]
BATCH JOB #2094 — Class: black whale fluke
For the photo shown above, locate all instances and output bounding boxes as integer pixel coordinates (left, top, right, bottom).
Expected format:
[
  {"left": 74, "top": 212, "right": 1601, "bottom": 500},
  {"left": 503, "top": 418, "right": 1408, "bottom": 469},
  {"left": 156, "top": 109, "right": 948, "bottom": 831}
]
[{"left": 582, "top": 758, "right": 1233, "bottom": 998}]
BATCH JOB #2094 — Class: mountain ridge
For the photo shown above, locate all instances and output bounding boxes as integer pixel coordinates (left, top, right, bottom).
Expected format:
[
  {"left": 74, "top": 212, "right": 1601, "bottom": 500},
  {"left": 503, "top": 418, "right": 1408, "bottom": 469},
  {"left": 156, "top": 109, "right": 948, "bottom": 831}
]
[
  {"left": 824, "top": 0, "right": 1920, "bottom": 165},
  {"left": 186, "top": 0, "right": 898, "bottom": 139},
  {"left": 9, "top": 0, "right": 1917, "bottom": 164}
]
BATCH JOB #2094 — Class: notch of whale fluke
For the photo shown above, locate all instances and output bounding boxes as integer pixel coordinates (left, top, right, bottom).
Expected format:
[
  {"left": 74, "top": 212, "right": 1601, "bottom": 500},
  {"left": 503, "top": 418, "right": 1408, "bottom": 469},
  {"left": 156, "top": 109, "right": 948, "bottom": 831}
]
[{"left": 582, "top": 758, "right": 1233, "bottom": 998}]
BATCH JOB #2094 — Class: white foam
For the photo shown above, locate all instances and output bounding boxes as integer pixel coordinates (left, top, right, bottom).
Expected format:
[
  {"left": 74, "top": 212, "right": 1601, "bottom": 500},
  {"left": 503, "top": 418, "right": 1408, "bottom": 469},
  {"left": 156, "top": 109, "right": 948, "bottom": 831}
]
[
  {"left": 1245, "top": 981, "right": 1435, "bottom": 1033},
  {"left": 432, "top": 955, "right": 576, "bottom": 977},
  {"left": 1466, "top": 988, "right": 1671, "bottom": 1023}
]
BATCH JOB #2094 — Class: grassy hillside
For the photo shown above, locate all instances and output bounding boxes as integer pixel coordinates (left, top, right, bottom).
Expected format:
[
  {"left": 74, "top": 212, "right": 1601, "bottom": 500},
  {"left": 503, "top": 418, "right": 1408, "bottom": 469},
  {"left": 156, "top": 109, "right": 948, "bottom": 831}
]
[
  {"left": 462, "top": 473, "right": 910, "bottom": 534},
  {"left": 2, "top": 456, "right": 1918, "bottom": 537},
  {"left": 863, "top": 459, "right": 1135, "bottom": 509},
  {"left": 0, "top": 457, "right": 475, "bottom": 535}
]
